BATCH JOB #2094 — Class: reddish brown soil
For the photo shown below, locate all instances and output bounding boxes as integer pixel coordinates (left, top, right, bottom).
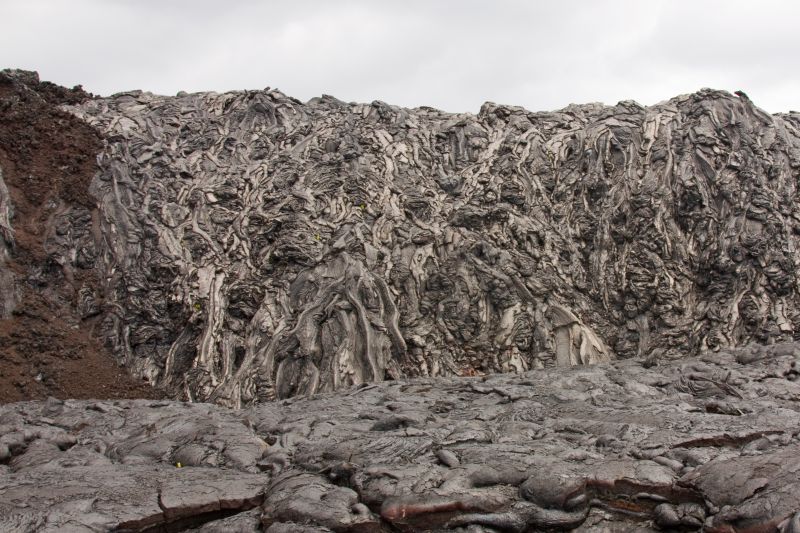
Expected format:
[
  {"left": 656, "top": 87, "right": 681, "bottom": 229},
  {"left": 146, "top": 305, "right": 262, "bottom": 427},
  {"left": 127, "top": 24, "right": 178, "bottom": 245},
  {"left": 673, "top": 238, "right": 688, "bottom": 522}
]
[{"left": 0, "top": 70, "right": 162, "bottom": 403}]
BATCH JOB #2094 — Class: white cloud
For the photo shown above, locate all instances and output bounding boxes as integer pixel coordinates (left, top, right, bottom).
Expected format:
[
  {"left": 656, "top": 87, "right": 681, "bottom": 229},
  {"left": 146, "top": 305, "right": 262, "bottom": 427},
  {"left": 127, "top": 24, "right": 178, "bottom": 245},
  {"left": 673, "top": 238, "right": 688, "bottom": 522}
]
[{"left": 1, "top": 0, "right": 797, "bottom": 112}]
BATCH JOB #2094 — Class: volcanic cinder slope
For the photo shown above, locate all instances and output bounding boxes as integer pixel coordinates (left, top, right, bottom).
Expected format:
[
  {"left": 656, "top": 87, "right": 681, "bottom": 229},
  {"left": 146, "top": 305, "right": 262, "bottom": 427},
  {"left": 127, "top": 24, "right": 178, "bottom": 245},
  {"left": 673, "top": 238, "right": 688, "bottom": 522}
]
[{"left": 50, "top": 73, "right": 800, "bottom": 406}]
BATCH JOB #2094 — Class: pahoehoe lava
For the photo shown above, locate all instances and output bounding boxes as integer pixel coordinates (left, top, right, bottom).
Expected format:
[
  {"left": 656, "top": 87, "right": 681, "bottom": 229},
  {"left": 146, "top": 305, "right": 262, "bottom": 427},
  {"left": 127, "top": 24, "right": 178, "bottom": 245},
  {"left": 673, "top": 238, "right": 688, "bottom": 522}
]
[
  {"left": 31, "top": 70, "right": 800, "bottom": 406},
  {"left": 3, "top": 69, "right": 800, "bottom": 531},
  {"left": 2, "top": 343, "right": 800, "bottom": 531}
]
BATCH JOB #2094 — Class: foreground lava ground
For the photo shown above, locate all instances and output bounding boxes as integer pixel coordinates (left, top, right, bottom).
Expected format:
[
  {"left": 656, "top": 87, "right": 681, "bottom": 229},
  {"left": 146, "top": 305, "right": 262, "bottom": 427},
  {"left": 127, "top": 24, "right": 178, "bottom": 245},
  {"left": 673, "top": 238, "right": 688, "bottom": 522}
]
[
  {"left": 2, "top": 342, "right": 800, "bottom": 532},
  {"left": 0, "top": 70, "right": 160, "bottom": 402}
]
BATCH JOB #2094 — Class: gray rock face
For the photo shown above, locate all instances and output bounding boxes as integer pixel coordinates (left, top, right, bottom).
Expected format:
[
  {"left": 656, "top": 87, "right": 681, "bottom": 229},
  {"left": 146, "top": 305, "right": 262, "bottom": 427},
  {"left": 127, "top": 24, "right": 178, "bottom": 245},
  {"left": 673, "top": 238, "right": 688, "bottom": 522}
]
[
  {"left": 2, "top": 342, "right": 800, "bottom": 531},
  {"left": 60, "top": 87, "right": 800, "bottom": 405},
  {"left": 0, "top": 165, "right": 16, "bottom": 318}
]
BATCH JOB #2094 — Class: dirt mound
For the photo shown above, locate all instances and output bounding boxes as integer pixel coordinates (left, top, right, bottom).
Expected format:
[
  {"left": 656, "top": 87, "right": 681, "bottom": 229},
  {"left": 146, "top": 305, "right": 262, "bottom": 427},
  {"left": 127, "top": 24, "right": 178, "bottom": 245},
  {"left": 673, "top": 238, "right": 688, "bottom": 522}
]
[{"left": 0, "top": 69, "right": 161, "bottom": 402}]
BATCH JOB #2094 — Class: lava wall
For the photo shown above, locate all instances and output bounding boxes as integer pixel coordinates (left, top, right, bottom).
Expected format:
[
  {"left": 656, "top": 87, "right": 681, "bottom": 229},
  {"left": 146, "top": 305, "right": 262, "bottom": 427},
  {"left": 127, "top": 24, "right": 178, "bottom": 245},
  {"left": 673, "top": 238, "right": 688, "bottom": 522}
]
[{"left": 63, "top": 88, "right": 800, "bottom": 405}]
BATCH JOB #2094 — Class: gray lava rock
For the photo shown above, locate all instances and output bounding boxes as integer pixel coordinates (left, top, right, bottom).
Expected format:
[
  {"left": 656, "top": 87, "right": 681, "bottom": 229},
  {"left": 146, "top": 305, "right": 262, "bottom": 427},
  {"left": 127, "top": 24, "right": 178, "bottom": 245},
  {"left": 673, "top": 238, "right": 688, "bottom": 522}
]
[
  {"left": 2, "top": 343, "right": 800, "bottom": 531},
  {"left": 56, "top": 87, "right": 800, "bottom": 406}
]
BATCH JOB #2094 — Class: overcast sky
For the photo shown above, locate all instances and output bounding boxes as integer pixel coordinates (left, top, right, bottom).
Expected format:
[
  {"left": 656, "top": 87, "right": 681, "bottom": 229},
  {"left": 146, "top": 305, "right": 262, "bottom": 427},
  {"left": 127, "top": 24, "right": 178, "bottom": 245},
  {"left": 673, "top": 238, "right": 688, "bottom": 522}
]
[{"left": 3, "top": 0, "right": 799, "bottom": 113}]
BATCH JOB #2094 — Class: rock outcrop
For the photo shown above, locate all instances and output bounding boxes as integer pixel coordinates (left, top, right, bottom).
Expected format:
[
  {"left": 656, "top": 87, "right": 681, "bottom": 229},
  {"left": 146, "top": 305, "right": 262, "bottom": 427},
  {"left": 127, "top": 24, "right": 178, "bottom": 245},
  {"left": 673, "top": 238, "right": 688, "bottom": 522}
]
[
  {"left": 55, "top": 79, "right": 800, "bottom": 406},
  {"left": 2, "top": 342, "right": 800, "bottom": 531}
]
